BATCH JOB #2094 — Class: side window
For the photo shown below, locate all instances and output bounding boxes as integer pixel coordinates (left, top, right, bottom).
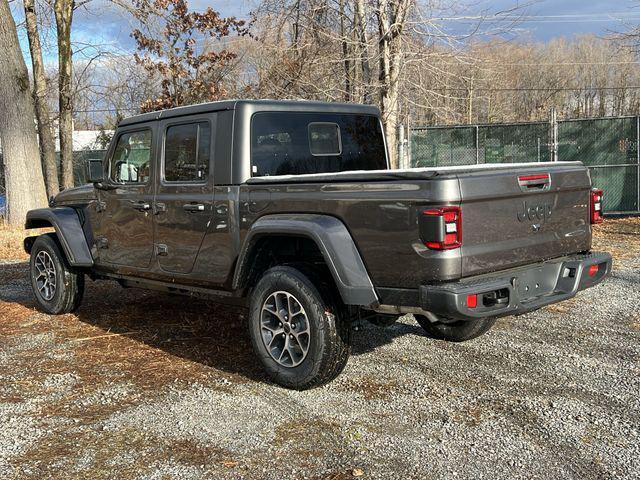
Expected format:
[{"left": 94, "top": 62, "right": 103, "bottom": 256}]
[
  {"left": 309, "top": 123, "right": 341, "bottom": 156},
  {"left": 164, "top": 122, "right": 210, "bottom": 182},
  {"left": 110, "top": 130, "right": 152, "bottom": 184}
]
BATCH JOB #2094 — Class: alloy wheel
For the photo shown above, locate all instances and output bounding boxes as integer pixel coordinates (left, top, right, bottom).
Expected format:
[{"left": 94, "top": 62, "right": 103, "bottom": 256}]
[
  {"left": 260, "top": 291, "right": 311, "bottom": 367},
  {"left": 34, "top": 251, "right": 57, "bottom": 301}
]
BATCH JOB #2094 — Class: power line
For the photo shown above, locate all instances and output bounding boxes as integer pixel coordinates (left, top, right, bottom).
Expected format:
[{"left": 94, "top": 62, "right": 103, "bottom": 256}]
[
  {"left": 425, "top": 86, "right": 640, "bottom": 92},
  {"left": 499, "top": 62, "right": 639, "bottom": 66},
  {"left": 69, "top": 87, "right": 640, "bottom": 116},
  {"left": 69, "top": 91, "right": 640, "bottom": 115},
  {"left": 74, "top": 108, "right": 138, "bottom": 113},
  {"left": 422, "top": 61, "right": 640, "bottom": 66},
  {"left": 434, "top": 12, "right": 640, "bottom": 22}
]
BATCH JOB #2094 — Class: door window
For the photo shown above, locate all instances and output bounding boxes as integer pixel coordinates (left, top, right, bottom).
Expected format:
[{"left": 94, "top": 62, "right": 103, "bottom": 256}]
[
  {"left": 109, "top": 130, "right": 152, "bottom": 184},
  {"left": 164, "top": 122, "right": 211, "bottom": 182}
]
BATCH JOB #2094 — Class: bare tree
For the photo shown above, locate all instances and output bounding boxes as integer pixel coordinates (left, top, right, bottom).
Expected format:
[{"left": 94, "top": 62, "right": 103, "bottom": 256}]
[
  {"left": 250, "top": 0, "right": 413, "bottom": 167},
  {"left": 375, "top": 0, "right": 412, "bottom": 168},
  {"left": 0, "top": 0, "right": 48, "bottom": 225},
  {"left": 24, "top": 0, "right": 59, "bottom": 197},
  {"left": 54, "top": 0, "right": 75, "bottom": 189},
  {"left": 354, "top": 0, "right": 372, "bottom": 103}
]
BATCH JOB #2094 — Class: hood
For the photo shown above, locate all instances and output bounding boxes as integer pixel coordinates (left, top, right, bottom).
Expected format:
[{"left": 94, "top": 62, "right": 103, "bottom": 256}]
[{"left": 52, "top": 184, "right": 96, "bottom": 206}]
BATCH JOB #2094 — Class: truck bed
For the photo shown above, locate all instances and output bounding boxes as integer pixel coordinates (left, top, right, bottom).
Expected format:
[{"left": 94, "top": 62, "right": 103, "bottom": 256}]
[
  {"left": 245, "top": 161, "right": 581, "bottom": 183},
  {"left": 241, "top": 161, "right": 593, "bottom": 293}
]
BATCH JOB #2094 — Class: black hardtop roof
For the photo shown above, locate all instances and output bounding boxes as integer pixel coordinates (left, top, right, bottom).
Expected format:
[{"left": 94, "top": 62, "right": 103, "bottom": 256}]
[{"left": 118, "top": 99, "right": 381, "bottom": 127}]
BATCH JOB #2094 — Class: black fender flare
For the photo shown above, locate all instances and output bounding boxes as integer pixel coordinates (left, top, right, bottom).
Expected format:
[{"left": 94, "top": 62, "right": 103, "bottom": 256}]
[
  {"left": 24, "top": 207, "right": 93, "bottom": 267},
  {"left": 234, "top": 214, "right": 378, "bottom": 307}
]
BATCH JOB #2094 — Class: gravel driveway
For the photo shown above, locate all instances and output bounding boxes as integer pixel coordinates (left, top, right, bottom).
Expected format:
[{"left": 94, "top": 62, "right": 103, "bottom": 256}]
[{"left": 0, "top": 220, "right": 638, "bottom": 479}]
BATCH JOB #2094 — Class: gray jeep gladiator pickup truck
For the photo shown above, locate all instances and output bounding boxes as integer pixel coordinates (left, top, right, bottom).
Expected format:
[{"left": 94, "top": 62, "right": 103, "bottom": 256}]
[{"left": 24, "top": 100, "right": 612, "bottom": 389}]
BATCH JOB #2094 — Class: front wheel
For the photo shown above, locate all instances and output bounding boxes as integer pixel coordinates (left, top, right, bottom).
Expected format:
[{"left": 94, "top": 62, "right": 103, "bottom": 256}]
[
  {"left": 248, "top": 266, "right": 350, "bottom": 390},
  {"left": 414, "top": 315, "right": 496, "bottom": 342},
  {"left": 30, "top": 234, "right": 84, "bottom": 314}
]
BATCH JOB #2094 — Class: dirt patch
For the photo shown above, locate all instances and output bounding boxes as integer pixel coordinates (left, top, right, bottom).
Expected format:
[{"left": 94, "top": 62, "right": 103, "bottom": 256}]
[
  {"left": 1, "top": 217, "right": 639, "bottom": 479},
  {"left": 592, "top": 216, "right": 640, "bottom": 262},
  {"left": 451, "top": 404, "right": 486, "bottom": 427},
  {"left": 342, "top": 376, "right": 401, "bottom": 401}
]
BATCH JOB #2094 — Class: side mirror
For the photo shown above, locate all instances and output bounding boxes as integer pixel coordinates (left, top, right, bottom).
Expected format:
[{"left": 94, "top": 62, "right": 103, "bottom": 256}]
[{"left": 86, "top": 158, "right": 104, "bottom": 184}]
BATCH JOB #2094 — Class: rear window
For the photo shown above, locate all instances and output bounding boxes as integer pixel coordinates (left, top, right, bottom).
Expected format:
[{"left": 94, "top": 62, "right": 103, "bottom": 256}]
[
  {"left": 251, "top": 112, "right": 387, "bottom": 176},
  {"left": 164, "top": 122, "right": 210, "bottom": 182}
]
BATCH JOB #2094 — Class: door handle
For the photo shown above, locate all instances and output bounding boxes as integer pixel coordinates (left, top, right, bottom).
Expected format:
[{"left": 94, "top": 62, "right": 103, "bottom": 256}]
[
  {"left": 132, "top": 202, "right": 150, "bottom": 212},
  {"left": 183, "top": 203, "right": 205, "bottom": 212}
]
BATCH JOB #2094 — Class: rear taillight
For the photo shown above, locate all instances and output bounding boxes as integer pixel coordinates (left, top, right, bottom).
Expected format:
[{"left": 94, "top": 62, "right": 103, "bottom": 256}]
[
  {"left": 590, "top": 189, "right": 603, "bottom": 224},
  {"left": 420, "top": 206, "right": 462, "bottom": 250}
]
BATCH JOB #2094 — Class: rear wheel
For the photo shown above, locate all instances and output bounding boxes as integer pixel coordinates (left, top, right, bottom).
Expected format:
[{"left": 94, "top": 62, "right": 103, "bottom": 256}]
[
  {"left": 248, "top": 266, "right": 350, "bottom": 390},
  {"left": 30, "top": 234, "right": 84, "bottom": 314},
  {"left": 414, "top": 314, "right": 496, "bottom": 342}
]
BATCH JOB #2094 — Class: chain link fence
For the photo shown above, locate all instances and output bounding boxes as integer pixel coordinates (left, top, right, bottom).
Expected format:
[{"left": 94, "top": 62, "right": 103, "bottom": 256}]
[
  {"left": 1, "top": 120, "right": 639, "bottom": 215},
  {"left": 411, "top": 116, "right": 640, "bottom": 214},
  {"left": 0, "top": 150, "right": 106, "bottom": 215}
]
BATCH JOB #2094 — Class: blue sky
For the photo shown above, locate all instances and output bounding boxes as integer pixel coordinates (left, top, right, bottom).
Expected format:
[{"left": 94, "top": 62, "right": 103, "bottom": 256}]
[
  {"left": 464, "top": 0, "right": 639, "bottom": 41},
  {"left": 11, "top": 0, "right": 640, "bottom": 63}
]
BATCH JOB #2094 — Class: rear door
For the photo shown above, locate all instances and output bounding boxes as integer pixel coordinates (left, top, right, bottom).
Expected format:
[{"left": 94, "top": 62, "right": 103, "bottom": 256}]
[
  {"left": 458, "top": 163, "right": 592, "bottom": 277},
  {"left": 153, "top": 115, "right": 216, "bottom": 274}
]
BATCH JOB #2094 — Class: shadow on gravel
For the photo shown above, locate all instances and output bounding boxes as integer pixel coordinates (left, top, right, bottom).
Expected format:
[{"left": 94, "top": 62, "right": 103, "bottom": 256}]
[
  {"left": 350, "top": 321, "right": 425, "bottom": 356},
  {"left": 0, "top": 262, "right": 418, "bottom": 384},
  {"left": 0, "top": 261, "right": 265, "bottom": 383}
]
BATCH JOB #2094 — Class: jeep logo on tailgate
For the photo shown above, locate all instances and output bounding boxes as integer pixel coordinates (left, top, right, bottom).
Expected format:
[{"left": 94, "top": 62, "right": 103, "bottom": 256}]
[{"left": 517, "top": 201, "right": 553, "bottom": 223}]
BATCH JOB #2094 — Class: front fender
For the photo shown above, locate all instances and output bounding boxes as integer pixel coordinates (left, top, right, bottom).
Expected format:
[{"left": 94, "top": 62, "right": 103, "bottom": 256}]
[
  {"left": 25, "top": 207, "right": 93, "bottom": 267},
  {"left": 234, "top": 214, "right": 378, "bottom": 307}
]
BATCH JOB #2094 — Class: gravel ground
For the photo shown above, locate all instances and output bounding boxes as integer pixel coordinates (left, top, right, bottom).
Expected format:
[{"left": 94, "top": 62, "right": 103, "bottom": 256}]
[{"left": 0, "top": 220, "right": 638, "bottom": 479}]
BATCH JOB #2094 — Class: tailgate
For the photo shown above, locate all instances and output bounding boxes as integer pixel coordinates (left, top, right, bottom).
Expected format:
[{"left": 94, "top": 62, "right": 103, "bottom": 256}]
[{"left": 458, "top": 162, "right": 592, "bottom": 277}]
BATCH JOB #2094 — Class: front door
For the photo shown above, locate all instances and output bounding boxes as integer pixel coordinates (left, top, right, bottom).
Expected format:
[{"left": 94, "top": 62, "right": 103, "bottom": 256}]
[
  {"left": 95, "top": 127, "right": 155, "bottom": 269},
  {"left": 153, "top": 116, "right": 216, "bottom": 274}
]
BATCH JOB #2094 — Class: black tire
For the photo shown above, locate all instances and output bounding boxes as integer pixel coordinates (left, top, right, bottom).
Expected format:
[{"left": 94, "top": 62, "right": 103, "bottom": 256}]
[
  {"left": 414, "top": 314, "right": 496, "bottom": 342},
  {"left": 29, "top": 234, "right": 84, "bottom": 314},
  {"left": 248, "top": 265, "right": 351, "bottom": 390}
]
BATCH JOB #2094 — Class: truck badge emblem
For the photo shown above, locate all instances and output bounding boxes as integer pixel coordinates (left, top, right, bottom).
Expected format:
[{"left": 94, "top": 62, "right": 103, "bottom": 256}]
[{"left": 517, "top": 201, "right": 552, "bottom": 224}]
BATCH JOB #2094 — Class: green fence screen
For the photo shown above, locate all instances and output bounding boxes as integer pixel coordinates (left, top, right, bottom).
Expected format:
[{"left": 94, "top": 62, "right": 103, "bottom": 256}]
[
  {"left": 479, "top": 123, "right": 550, "bottom": 163},
  {"left": 411, "top": 117, "right": 639, "bottom": 213}
]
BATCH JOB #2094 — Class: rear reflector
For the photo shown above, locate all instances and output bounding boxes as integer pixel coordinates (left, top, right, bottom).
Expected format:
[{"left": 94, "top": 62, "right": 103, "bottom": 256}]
[
  {"left": 590, "top": 189, "right": 603, "bottom": 224},
  {"left": 588, "top": 264, "right": 599, "bottom": 277},
  {"left": 421, "top": 207, "right": 462, "bottom": 250},
  {"left": 466, "top": 294, "right": 477, "bottom": 309}
]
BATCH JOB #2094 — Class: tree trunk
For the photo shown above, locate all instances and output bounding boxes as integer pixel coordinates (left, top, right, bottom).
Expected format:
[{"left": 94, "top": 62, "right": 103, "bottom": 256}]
[
  {"left": 24, "top": 0, "right": 59, "bottom": 198},
  {"left": 339, "top": 0, "right": 351, "bottom": 102},
  {"left": 376, "top": 0, "right": 411, "bottom": 169},
  {"left": 54, "top": 0, "right": 75, "bottom": 190},
  {"left": 0, "top": 0, "right": 48, "bottom": 225},
  {"left": 354, "top": 0, "right": 372, "bottom": 103}
]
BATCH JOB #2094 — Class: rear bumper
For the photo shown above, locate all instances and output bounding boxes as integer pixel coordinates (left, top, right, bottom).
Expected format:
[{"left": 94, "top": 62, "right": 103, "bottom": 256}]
[{"left": 420, "top": 251, "right": 612, "bottom": 320}]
